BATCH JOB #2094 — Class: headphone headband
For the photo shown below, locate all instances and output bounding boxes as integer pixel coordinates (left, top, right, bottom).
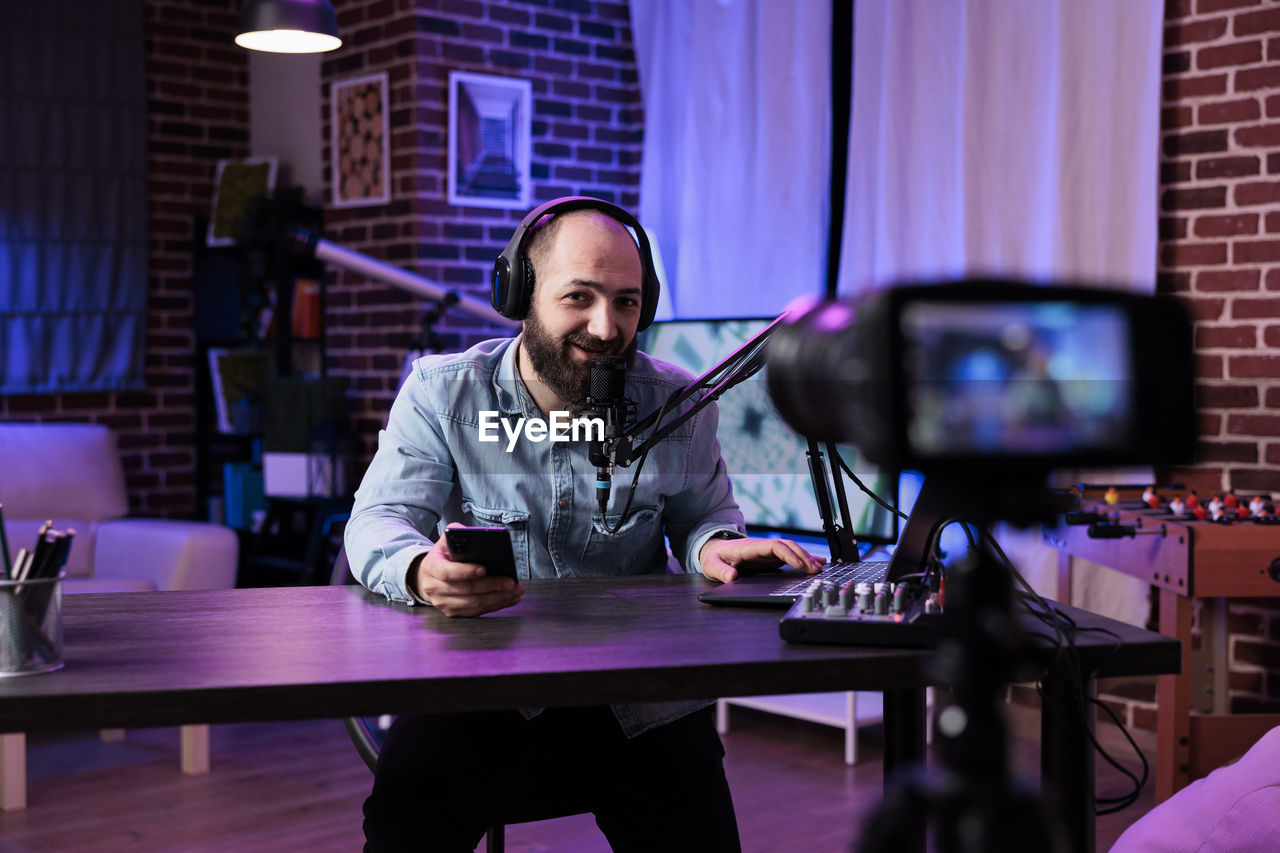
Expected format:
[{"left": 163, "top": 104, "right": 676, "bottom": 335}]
[{"left": 491, "top": 196, "right": 660, "bottom": 331}]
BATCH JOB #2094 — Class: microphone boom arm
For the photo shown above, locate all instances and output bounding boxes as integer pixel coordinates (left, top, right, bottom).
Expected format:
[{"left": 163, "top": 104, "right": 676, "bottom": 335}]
[
  {"left": 606, "top": 311, "right": 861, "bottom": 559},
  {"left": 612, "top": 315, "right": 786, "bottom": 469}
]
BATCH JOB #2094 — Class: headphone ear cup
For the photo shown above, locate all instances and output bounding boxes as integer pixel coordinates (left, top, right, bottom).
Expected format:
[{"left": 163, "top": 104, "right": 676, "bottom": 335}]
[
  {"left": 638, "top": 272, "right": 659, "bottom": 331},
  {"left": 491, "top": 257, "right": 510, "bottom": 317},
  {"left": 516, "top": 255, "right": 536, "bottom": 320},
  {"left": 491, "top": 252, "right": 533, "bottom": 321}
]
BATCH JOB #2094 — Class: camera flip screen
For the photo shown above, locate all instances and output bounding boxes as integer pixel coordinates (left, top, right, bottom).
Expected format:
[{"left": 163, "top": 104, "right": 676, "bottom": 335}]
[{"left": 900, "top": 301, "right": 1135, "bottom": 459}]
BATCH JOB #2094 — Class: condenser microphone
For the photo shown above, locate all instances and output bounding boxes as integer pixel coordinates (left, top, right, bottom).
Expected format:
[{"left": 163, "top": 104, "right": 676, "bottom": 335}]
[{"left": 586, "top": 355, "right": 627, "bottom": 514}]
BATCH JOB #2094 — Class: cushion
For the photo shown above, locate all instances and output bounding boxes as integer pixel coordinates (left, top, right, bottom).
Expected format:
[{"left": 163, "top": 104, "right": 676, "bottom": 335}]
[
  {"left": 64, "top": 578, "right": 155, "bottom": 594},
  {"left": 1110, "top": 726, "right": 1280, "bottom": 852},
  {"left": 0, "top": 423, "right": 129, "bottom": 522}
]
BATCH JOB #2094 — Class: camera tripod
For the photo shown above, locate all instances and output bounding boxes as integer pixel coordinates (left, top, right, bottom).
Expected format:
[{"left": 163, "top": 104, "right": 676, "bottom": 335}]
[{"left": 858, "top": 476, "right": 1070, "bottom": 853}]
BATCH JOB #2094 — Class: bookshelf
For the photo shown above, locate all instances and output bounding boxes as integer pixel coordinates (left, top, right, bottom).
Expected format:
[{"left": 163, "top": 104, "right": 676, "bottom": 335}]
[{"left": 191, "top": 196, "right": 349, "bottom": 585}]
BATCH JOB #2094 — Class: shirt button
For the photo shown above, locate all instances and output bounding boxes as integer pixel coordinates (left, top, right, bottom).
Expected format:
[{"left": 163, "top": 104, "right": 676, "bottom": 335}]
[{"left": 558, "top": 499, "right": 568, "bottom": 508}]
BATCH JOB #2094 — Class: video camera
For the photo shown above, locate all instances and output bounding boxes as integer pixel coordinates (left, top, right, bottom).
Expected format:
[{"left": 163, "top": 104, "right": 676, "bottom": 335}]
[
  {"left": 766, "top": 279, "right": 1197, "bottom": 475},
  {"left": 767, "top": 280, "right": 1198, "bottom": 851}
]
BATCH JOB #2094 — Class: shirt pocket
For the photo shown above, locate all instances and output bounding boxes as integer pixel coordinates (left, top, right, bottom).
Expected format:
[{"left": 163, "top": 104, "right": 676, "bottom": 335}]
[
  {"left": 580, "top": 505, "right": 665, "bottom": 576},
  {"left": 459, "top": 499, "right": 531, "bottom": 580}
]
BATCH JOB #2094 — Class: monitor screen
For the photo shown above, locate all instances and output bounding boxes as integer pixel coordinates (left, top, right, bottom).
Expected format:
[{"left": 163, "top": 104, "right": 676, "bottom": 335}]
[{"left": 639, "top": 318, "right": 899, "bottom": 545}]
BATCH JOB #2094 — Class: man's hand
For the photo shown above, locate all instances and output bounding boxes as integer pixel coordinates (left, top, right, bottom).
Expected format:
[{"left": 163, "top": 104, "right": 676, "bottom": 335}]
[
  {"left": 699, "top": 536, "right": 825, "bottom": 584},
  {"left": 410, "top": 524, "right": 524, "bottom": 617}
]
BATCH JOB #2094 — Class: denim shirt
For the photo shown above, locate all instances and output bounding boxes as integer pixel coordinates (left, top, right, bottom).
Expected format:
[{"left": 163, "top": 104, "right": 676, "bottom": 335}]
[{"left": 345, "top": 334, "right": 745, "bottom": 737}]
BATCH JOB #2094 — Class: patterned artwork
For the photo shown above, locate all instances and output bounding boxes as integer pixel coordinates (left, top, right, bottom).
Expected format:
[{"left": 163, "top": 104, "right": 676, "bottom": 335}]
[
  {"left": 447, "top": 70, "right": 531, "bottom": 209},
  {"left": 207, "top": 157, "right": 277, "bottom": 247},
  {"left": 640, "top": 319, "right": 899, "bottom": 542},
  {"left": 332, "top": 73, "right": 390, "bottom": 208}
]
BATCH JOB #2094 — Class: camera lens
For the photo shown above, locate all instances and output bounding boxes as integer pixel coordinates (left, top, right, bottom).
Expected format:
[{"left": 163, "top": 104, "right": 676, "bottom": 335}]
[{"left": 766, "top": 300, "right": 863, "bottom": 444}]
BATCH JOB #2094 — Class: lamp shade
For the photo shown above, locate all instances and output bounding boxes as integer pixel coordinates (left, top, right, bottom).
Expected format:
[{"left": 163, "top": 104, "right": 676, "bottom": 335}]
[{"left": 236, "top": 0, "right": 342, "bottom": 54}]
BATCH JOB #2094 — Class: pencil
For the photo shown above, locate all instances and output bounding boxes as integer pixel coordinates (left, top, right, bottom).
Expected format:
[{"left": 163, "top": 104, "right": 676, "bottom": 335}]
[
  {"left": 30, "top": 531, "right": 64, "bottom": 581},
  {"left": 29, "top": 531, "right": 53, "bottom": 582},
  {"left": 58, "top": 529, "right": 75, "bottom": 574},
  {"left": 0, "top": 504, "right": 10, "bottom": 580},
  {"left": 12, "top": 549, "right": 30, "bottom": 583}
]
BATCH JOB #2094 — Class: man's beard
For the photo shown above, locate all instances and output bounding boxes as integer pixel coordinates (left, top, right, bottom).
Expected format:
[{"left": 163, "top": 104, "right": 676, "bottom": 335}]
[{"left": 521, "top": 308, "right": 638, "bottom": 406}]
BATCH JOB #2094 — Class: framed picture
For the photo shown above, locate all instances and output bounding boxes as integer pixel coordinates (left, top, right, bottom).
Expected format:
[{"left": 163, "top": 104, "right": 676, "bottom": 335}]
[
  {"left": 448, "top": 70, "right": 532, "bottom": 210},
  {"left": 207, "top": 157, "right": 278, "bottom": 247},
  {"left": 206, "top": 347, "right": 273, "bottom": 434},
  {"left": 332, "top": 72, "right": 391, "bottom": 208}
]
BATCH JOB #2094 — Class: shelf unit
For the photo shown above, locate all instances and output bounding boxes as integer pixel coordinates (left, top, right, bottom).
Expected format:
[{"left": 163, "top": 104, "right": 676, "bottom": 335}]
[
  {"left": 191, "top": 198, "right": 349, "bottom": 586},
  {"left": 716, "top": 690, "right": 933, "bottom": 766}
]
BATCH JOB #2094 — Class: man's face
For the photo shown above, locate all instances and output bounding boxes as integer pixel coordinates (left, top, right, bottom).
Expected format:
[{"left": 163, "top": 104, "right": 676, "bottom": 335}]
[{"left": 520, "top": 212, "right": 644, "bottom": 405}]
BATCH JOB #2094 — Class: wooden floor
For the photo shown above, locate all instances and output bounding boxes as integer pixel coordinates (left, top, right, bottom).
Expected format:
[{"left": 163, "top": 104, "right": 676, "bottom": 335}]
[{"left": 0, "top": 703, "right": 1156, "bottom": 852}]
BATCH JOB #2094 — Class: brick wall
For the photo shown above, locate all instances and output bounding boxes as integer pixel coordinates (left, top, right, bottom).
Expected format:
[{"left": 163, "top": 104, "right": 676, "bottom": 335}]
[
  {"left": 0, "top": 0, "right": 248, "bottom": 517},
  {"left": 1160, "top": 0, "right": 1280, "bottom": 494},
  {"left": 318, "top": 0, "right": 643, "bottom": 465},
  {"left": 1143, "top": 0, "right": 1280, "bottom": 723}
]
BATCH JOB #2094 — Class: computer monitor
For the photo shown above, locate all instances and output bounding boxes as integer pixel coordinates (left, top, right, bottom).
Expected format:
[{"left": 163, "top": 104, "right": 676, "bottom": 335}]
[{"left": 639, "top": 317, "right": 899, "bottom": 545}]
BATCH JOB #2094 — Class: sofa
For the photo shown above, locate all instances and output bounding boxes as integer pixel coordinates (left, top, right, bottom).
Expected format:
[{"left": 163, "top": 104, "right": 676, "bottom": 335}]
[{"left": 0, "top": 422, "right": 239, "bottom": 810}]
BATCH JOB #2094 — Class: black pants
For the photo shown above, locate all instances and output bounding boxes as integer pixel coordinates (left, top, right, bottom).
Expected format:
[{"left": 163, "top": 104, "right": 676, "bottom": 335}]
[{"left": 362, "top": 705, "right": 741, "bottom": 852}]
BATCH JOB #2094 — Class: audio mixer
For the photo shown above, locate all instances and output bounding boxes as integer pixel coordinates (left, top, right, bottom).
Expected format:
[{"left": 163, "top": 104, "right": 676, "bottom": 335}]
[{"left": 779, "top": 578, "right": 942, "bottom": 647}]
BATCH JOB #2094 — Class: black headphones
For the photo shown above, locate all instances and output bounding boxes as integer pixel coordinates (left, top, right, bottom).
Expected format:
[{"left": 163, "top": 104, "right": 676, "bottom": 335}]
[{"left": 491, "top": 196, "right": 661, "bottom": 331}]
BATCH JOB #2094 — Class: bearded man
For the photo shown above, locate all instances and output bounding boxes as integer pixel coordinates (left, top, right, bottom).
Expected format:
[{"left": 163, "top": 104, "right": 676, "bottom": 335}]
[{"left": 345, "top": 198, "right": 820, "bottom": 852}]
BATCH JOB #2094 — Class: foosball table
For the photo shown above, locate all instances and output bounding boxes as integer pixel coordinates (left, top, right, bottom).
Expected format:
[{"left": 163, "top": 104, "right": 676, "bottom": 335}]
[{"left": 1043, "top": 486, "right": 1280, "bottom": 801}]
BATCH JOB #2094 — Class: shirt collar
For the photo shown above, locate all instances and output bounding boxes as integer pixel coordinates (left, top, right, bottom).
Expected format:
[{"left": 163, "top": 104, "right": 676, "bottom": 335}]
[{"left": 495, "top": 333, "right": 535, "bottom": 415}]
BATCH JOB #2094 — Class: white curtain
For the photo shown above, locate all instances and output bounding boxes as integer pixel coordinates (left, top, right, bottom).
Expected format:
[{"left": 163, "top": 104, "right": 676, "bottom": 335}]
[
  {"left": 840, "top": 0, "right": 1165, "bottom": 624},
  {"left": 630, "top": 0, "right": 831, "bottom": 319},
  {"left": 840, "top": 0, "right": 1163, "bottom": 292}
]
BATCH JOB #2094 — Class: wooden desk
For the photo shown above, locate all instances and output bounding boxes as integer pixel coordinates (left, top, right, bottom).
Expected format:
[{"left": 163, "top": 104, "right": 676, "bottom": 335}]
[{"left": 0, "top": 576, "right": 1177, "bottom": 852}]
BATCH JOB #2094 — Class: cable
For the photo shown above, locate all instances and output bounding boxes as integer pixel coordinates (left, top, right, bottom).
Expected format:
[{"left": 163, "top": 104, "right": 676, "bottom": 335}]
[
  {"left": 1090, "top": 696, "right": 1149, "bottom": 813},
  {"left": 600, "top": 383, "right": 680, "bottom": 535},
  {"left": 835, "top": 454, "right": 908, "bottom": 520},
  {"left": 980, "top": 527, "right": 1146, "bottom": 814}
]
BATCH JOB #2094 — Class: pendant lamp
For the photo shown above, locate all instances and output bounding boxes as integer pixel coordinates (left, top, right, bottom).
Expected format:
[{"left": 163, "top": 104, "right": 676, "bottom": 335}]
[{"left": 235, "top": 0, "right": 341, "bottom": 54}]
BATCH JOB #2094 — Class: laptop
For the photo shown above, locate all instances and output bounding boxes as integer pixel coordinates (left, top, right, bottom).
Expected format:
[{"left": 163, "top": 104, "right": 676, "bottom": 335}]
[
  {"left": 697, "top": 557, "right": 892, "bottom": 608},
  {"left": 697, "top": 478, "right": 938, "bottom": 608}
]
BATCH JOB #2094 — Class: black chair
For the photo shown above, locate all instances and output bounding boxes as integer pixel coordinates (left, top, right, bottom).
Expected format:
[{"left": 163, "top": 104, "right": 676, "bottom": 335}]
[{"left": 331, "top": 546, "right": 591, "bottom": 853}]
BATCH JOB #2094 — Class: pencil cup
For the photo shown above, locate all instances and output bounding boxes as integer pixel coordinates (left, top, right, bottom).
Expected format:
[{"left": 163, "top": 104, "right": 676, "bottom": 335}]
[{"left": 0, "top": 573, "right": 65, "bottom": 676}]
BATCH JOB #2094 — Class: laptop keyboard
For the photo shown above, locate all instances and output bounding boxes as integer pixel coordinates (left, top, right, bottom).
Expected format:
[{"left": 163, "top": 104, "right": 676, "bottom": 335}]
[{"left": 771, "top": 560, "right": 888, "bottom": 597}]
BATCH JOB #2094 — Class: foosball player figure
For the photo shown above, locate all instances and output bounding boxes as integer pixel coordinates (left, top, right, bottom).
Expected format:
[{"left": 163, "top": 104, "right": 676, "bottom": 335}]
[
  {"left": 1104, "top": 486, "right": 1120, "bottom": 506},
  {"left": 1169, "top": 496, "right": 1187, "bottom": 518},
  {"left": 1186, "top": 490, "right": 1200, "bottom": 510},
  {"left": 1192, "top": 504, "right": 1208, "bottom": 521},
  {"left": 1249, "top": 496, "right": 1266, "bottom": 517},
  {"left": 1208, "top": 494, "right": 1225, "bottom": 516},
  {"left": 1224, "top": 491, "right": 1239, "bottom": 510},
  {"left": 1143, "top": 486, "right": 1161, "bottom": 509}
]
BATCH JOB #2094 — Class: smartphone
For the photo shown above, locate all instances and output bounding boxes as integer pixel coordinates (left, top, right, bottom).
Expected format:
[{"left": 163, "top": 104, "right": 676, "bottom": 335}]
[{"left": 444, "top": 526, "right": 518, "bottom": 580}]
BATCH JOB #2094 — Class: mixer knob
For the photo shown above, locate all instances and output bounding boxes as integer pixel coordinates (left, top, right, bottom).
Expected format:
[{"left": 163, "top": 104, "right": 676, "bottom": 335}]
[{"left": 856, "top": 582, "right": 874, "bottom": 613}]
